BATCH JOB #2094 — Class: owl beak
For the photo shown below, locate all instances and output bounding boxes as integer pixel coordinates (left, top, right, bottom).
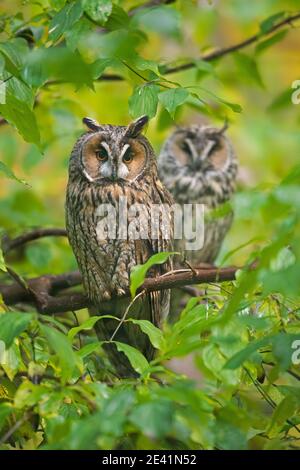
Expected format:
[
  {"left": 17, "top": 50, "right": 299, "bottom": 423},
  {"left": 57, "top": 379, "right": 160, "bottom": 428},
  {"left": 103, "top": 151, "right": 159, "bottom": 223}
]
[{"left": 111, "top": 167, "right": 117, "bottom": 181}]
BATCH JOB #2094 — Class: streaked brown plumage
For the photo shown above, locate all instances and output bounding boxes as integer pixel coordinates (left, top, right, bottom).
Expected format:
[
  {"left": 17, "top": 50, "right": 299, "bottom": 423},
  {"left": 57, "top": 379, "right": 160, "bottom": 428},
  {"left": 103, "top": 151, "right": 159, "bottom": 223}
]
[
  {"left": 158, "top": 122, "right": 238, "bottom": 265},
  {"left": 65, "top": 116, "right": 173, "bottom": 377}
]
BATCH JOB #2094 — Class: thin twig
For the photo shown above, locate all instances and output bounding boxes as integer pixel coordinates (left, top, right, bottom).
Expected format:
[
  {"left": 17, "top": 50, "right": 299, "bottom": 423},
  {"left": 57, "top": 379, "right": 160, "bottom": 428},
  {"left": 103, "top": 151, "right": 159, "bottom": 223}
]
[
  {"left": 0, "top": 412, "right": 31, "bottom": 445},
  {"left": 109, "top": 290, "right": 145, "bottom": 341},
  {"left": 165, "top": 11, "right": 300, "bottom": 75}
]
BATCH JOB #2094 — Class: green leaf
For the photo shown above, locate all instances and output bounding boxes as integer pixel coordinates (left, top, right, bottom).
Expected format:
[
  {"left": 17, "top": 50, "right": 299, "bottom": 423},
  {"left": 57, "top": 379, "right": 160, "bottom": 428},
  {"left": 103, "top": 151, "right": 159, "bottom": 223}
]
[
  {"left": 60, "top": 389, "right": 134, "bottom": 449},
  {"left": 128, "top": 319, "right": 165, "bottom": 350},
  {"left": 129, "top": 400, "right": 174, "bottom": 438},
  {"left": 132, "top": 6, "right": 181, "bottom": 39},
  {"left": 0, "top": 39, "right": 28, "bottom": 76},
  {"left": 76, "top": 342, "right": 100, "bottom": 359},
  {"left": 96, "top": 29, "right": 143, "bottom": 60},
  {"left": 5, "top": 74, "right": 35, "bottom": 108},
  {"left": 260, "top": 12, "right": 286, "bottom": 34},
  {"left": 129, "top": 83, "right": 159, "bottom": 119},
  {"left": 131, "top": 55, "right": 159, "bottom": 75},
  {"left": 194, "top": 59, "right": 216, "bottom": 80},
  {"left": 24, "top": 47, "right": 94, "bottom": 89},
  {"left": 224, "top": 336, "right": 270, "bottom": 369},
  {"left": 0, "top": 160, "right": 28, "bottom": 185},
  {"left": 234, "top": 53, "right": 264, "bottom": 88},
  {"left": 82, "top": 0, "right": 112, "bottom": 26},
  {"left": 0, "top": 403, "right": 13, "bottom": 432},
  {"left": 50, "top": 0, "right": 67, "bottom": 9},
  {"left": 0, "top": 246, "right": 6, "bottom": 272},
  {"left": 164, "top": 304, "right": 216, "bottom": 357},
  {"left": 130, "top": 251, "right": 176, "bottom": 297},
  {"left": 98, "top": 389, "right": 135, "bottom": 436},
  {"left": 259, "top": 264, "right": 300, "bottom": 298},
  {"left": 49, "top": 0, "right": 83, "bottom": 42},
  {"left": 272, "top": 333, "right": 300, "bottom": 370},
  {"left": 22, "top": 51, "right": 49, "bottom": 88},
  {"left": 114, "top": 341, "right": 149, "bottom": 375},
  {"left": 1, "top": 342, "right": 22, "bottom": 381},
  {"left": 0, "top": 312, "right": 33, "bottom": 348},
  {"left": 0, "top": 93, "right": 40, "bottom": 146},
  {"left": 65, "top": 18, "right": 91, "bottom": 52},
  {"left": 276, "top": 386, "right": 300, "bottom": 402},
  {"left": 268, "top": 396, "right": 299, "bottom": 437},
  {"left": 255, "top": 30, "right": 288, "bottom": 55},
  {"left": 0, "top": 52, "right": 5, "bottom": 74},
  {"left": 91, "top": 58, "right": 113, "bottom": 79},
  {"left": 197, "top": 87, "right": 242, "bottom": 113},
  {"left": 41, "top": 324, "right": 80, "bottom": 383},
  {"left": 68, "top": 315, "right": 118, "bottom": 342},
  {"left": 158, "top": 87, "right": 189, "bottom": 118},
  {"left": 212, "top": 95, "right": 242, "bottom": 113},
  {"left": 105, "top": 4, "right": 130, "bottom": 31}
]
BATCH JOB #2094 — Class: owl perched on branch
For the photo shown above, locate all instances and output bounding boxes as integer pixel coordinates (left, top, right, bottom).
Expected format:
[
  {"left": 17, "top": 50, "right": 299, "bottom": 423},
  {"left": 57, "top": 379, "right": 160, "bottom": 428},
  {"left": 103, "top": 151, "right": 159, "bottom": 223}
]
[
  {"left": 66, "top": 116, "right": 173, "bottom": 377},
  {"left": 158, "top": 122, "right": 238, "bottom": 265}
]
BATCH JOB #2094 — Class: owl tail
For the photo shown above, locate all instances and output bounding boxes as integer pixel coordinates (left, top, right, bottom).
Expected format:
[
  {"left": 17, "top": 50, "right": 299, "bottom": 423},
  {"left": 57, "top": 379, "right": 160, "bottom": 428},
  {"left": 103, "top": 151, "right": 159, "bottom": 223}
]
[{"left": 89, "top": 294, "right": 156, "bottom": 378}]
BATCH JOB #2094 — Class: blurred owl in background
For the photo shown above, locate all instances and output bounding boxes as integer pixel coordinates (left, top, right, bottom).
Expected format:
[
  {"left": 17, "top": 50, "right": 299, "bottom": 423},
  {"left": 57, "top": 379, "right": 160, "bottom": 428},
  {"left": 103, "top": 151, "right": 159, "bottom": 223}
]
[
  {"left": 158, "top": 123, "right": 238, "bottom": 265},
  {"left": 66, "top": 115, "right": 173, "bottom": 378}
]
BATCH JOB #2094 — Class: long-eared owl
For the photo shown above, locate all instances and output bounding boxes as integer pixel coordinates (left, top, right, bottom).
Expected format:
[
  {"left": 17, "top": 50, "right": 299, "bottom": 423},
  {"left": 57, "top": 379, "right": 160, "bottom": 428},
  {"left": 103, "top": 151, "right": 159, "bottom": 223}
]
[
  {"left": 158, "top": 123, "right": 238, "bottom": 265},
  {"left": 66, "top": 116, "right": 173, "bottom": 377}
]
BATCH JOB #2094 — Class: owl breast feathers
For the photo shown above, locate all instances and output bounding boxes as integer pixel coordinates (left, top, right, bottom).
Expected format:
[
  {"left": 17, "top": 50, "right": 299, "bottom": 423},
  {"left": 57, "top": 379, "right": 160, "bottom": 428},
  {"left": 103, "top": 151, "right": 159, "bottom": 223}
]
[
  {"left": 65, "top": 115, "right": 174, "bottom": 377},
  {"left": 158, "top": 123, "right": 238, "bottom": 264}
]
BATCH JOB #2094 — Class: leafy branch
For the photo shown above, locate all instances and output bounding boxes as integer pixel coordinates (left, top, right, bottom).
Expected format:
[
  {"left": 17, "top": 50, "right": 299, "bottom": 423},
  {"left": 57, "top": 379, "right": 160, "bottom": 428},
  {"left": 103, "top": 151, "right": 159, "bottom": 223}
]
[
  {"left": 0, "top": 10, "right": 299, "bottom": 128},
  {"left": 67, "top": 11, "right": 300, "bottom": 81},
  {"left": 0, "top": 228, "right": 243, "bottom": 315},
  {"left": 165, "top": 11, "right": 300, "bottom": 75},
  {"left": 0, "top": 264, "right": 242, "bottom": 315},
  {"left": 36, "top": 10, "right": 300, "bottom": 85}
]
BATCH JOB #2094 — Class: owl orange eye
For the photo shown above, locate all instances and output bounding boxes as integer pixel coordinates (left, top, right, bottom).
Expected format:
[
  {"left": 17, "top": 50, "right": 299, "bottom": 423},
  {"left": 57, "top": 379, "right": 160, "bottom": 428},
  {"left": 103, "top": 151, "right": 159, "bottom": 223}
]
[
  {"left": 96, "top": 147, "right": 108, "bottom": 162},
  {"left": 122, "top": 147, "right": 133, "bottom": 163}
]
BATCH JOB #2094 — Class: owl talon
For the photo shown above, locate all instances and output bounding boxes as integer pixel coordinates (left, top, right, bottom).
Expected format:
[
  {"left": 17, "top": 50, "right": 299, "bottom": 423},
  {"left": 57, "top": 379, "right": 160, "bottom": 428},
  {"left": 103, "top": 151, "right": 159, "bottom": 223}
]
[
  {"left": 102, "top": 291, "right": 111, "bottom": 301},
  {"left": 116, "top": 288, "right": 126, "bottom": 297}
]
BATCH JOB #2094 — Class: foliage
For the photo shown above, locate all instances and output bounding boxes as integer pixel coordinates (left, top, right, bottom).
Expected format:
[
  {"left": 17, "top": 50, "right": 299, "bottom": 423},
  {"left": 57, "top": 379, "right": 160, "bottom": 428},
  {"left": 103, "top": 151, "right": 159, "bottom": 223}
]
[{"left": 0, "top": 0, "right": 300, "bottom": 451}]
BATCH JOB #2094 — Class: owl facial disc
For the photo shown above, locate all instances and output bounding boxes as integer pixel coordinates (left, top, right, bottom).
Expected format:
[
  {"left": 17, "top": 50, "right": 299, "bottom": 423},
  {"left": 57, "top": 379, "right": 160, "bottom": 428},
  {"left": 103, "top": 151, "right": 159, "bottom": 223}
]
[{"left": 80, "top": 116, "right": 150, "bottom": 182}]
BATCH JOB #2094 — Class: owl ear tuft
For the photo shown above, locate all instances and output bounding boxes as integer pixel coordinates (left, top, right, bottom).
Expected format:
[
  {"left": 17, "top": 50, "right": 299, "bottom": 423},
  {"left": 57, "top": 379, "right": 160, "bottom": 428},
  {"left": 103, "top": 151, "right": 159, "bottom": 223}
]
[
  {"left": 126, "top": 115, "right": 149, "bottom": 138},
  {"left": 216, "top": 119, "right": 229, "bottom": 136},
  {"left": 82, "top": 117, "right": 102, "bottom": 132}
]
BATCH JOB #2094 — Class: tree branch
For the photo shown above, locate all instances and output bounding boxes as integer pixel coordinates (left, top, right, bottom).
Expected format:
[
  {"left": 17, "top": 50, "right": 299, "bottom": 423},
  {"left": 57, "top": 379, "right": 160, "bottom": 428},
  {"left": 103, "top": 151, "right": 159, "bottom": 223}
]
[
  {"left": 92, "top": 11, "right": 300, "bottom": 80},
  {"left": 0, "top": 264, "right": 245, "bottom": 315},
  {"left": 164, "top": 11, "right": 300, "bottom": 74},
  {"left": 52, "top": 11, "right": 300, "bottom": 84},
  {"left": 2, "top": 227, "right": 67, "bottom": 255},
  {"left": 0, "top": 228, "right": 256, "bottom": 314}
]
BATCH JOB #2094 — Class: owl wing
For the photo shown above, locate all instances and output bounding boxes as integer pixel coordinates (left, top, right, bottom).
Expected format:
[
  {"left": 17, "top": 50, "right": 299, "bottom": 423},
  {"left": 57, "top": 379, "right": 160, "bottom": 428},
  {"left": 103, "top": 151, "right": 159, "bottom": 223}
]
[{"left": 133, "top": 181, "right": 173, "bottom": 327}]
